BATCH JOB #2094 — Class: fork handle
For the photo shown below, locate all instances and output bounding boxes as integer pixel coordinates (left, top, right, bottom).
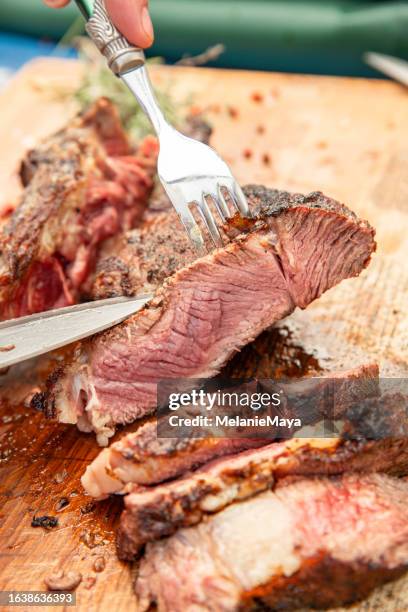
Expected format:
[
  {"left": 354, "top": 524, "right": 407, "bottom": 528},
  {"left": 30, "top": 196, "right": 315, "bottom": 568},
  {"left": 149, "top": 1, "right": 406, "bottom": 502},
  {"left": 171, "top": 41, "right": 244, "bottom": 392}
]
[{"left": 74, "top": 0, "right": 145, "bottom": 75}]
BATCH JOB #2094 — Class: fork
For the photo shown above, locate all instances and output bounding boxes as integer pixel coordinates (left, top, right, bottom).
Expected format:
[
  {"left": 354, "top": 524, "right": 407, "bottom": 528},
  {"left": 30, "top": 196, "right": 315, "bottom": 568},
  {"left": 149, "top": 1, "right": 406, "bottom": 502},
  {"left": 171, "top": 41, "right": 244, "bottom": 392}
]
[{"left": 74, "top": 0, "right": 250, "bottom": 254}]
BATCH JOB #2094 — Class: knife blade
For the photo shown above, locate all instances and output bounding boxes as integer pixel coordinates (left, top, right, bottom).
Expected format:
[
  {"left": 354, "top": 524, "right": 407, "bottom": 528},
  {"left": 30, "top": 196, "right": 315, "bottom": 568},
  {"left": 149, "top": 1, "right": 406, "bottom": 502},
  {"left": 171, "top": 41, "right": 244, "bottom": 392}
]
[
  {"left": 364, "top": 52, "right": 408, "bottom": 87},
  {"left": 0, "top": 295, "right": 152, "bottom": 369}
]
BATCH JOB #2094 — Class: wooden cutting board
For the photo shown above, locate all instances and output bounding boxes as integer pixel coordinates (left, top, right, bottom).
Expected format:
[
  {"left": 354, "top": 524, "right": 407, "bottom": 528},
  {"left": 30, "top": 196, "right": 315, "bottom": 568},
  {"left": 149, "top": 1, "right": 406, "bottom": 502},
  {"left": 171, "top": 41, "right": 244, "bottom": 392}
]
[{"left": 0, "top": 59, "right": 407, "bottom": 612}]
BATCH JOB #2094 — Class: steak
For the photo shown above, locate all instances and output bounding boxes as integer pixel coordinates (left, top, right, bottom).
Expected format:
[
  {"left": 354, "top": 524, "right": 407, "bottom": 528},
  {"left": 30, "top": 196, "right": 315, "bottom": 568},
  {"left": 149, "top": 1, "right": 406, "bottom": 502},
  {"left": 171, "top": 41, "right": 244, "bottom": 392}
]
[
  {"left": 35, "top": 187, "right": 376, "bottom": 444},
  {"left": 117, "top": 433, "right": 408, "bottom": 560},
  {"left": 81, "top": 362, "right": 379, "bottom": 497},
  {"left": 0, "top": 98, "right": 157, "bottom": 320},
  {"left": 91, "top": 209, "right": 196, "bottom": 299},
  {"left": 135, "top": 474, "right": 408, "bottom": 611},
  {"left": 82, "top": 432, "right": 266, "bottom": 498}
]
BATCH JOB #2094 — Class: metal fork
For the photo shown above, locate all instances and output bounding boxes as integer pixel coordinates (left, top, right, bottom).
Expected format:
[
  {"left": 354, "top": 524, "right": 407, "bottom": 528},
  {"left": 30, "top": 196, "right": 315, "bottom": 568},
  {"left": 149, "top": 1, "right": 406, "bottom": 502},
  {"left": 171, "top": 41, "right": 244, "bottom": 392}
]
[{"left": 75, "top": 0, "right": 250, "bottom": 254}]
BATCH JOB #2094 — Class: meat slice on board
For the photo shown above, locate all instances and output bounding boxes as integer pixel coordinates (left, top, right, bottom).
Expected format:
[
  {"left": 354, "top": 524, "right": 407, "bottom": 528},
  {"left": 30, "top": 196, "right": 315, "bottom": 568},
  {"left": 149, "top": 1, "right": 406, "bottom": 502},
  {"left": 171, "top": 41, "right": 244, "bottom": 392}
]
[
  {"left": 34, "top": 187, "right": 376, "bottom": 445},
  {"left": 135, "top": 473, "right": 408, "bottom": 612},
  {"left": 81, "top": 362, "right": 379, "bottom": 498},
  {"left": 118, "top": 431, "right": 408, "bottom": 560}
]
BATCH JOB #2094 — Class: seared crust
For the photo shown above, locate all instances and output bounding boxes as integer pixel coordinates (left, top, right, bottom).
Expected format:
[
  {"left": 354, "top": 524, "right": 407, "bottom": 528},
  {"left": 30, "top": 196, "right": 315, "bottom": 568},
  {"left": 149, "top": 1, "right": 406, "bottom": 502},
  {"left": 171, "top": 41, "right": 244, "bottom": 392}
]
[
  {"left": 91, "top": 185, "right": 376, "bottom": 301},
  {"left": 92, "top": 212, "right": 196, "bottom": 299},
  {"left": 2, "top": 148, "right": 86, "bottom": 288},
  {"left": 245, "top": 185, "right": 363, "bottom": 220},
  {"left": 248, "top": 556, "right": 406, "bottom": 610}
]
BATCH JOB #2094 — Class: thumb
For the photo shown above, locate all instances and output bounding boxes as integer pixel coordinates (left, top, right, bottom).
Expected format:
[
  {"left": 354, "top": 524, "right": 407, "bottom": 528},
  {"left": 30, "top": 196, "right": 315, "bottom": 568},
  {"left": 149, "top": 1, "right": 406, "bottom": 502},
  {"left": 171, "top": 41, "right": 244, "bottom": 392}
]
[{"left": 105, "top": 0, "right": 154, "bottom": 49}]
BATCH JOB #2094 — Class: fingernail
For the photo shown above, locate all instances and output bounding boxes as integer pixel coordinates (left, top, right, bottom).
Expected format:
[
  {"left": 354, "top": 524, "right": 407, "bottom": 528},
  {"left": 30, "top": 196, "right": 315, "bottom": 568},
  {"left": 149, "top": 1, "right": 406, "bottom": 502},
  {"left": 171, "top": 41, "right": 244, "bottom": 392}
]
[{"left": 141, "top": 6, "right": 154, "bottom": 44}]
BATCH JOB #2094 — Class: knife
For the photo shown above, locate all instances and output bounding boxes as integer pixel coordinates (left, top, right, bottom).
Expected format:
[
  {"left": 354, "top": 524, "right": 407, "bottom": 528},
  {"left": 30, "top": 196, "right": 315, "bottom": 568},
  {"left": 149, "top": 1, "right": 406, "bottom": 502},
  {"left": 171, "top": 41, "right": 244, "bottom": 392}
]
[
  {"left": 364, "top": 52, "right": 408, "bottom": 87},
  {"left": 0, "top": 295, "right": 152, "bottom": 369}
]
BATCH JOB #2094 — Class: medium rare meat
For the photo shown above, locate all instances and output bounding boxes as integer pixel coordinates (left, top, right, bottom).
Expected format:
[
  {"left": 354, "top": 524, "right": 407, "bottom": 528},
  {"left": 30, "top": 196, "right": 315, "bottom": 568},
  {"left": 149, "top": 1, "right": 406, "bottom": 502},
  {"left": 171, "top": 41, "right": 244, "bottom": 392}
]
[
  {"left": 135, "top": 474, "right": 408, "bottom": 611},
  {"left": 35, "top": 187, "right": 376, "bottom": 444},
  {"left": 0, "top": 98, "right": 157, "bottom": 320},
  {"left": 81, "top": 362, "right": 379, "bottom": 497},
  {"left": 117, "top": 434, "right": 408, "bottom": 560}
]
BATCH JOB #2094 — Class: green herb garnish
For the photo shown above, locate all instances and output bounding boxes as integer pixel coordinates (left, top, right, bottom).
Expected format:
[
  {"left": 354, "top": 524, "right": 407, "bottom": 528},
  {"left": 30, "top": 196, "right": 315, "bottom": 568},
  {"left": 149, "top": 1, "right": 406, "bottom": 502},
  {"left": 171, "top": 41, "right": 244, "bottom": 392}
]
[{"left": 74, "top": 38, "right": 184, "bottom": 141}]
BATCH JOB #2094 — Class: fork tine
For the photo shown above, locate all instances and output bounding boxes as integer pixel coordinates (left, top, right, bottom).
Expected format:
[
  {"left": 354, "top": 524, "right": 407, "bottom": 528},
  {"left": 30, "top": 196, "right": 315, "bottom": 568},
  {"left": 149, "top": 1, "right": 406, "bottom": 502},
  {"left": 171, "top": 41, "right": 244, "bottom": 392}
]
[
  {"left": 232, "top": 183, "right": 251, "bottom": 217},
  {"left": 198, "top": 195, "right": 224, "bottom": 248},
  {"left": 216, "top": 185, "right": 231, "bottom": 221},
  {"left": 178, "top": 205, "right": 207, "bottom": 254}
]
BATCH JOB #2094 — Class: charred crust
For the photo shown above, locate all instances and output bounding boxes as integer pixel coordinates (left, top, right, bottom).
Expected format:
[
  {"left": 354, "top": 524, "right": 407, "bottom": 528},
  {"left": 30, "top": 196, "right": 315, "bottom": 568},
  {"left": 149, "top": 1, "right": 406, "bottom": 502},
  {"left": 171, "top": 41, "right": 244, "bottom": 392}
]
[
  {"left": 92, "top": 184, "right": 375, "bottom": 303},
  {"left": 248, "top": 555, "right": 407, "bottom": 610},
  {"left": 45, "top": 365, "right": 65, "bottom": 390},
  {"left": 30, "top": 366, "right": 65, "bottom": 418},
  {"left": 30, "top": 392, "right": 48, "bottom": 413},
  {"left": 243, "top": 184, "right": 363, "bottom": 224}
]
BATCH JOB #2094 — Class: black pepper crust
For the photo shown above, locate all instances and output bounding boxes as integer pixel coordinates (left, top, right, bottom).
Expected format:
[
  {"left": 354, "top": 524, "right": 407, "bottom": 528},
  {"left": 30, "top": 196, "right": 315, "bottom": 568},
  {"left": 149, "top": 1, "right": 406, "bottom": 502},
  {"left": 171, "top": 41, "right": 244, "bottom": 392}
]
[{"left": 92, "top": 185, "right": 374, "bottom": 301}]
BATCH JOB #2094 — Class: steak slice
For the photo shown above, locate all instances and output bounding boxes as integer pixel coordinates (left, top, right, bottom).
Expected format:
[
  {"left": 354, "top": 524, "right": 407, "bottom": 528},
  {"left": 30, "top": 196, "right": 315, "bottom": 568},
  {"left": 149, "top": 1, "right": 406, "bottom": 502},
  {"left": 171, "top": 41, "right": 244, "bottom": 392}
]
[
  {"left": 0, "top": 98, "right": 157, "bottom": 320},
  {"left": 117, "top": 432, "right": 408, "bottom": 560},
  {"left": 36, "top": 187, "right": 376, "bottom": 444},
  {"left": 82, "top": 432, "right": 266, "bottom": 498},
  {"left": 81, "top": 362, "right": 379, "bottom": 497},
  {"left": 135, "top": 474, "right": 408, "bottom": 611}
]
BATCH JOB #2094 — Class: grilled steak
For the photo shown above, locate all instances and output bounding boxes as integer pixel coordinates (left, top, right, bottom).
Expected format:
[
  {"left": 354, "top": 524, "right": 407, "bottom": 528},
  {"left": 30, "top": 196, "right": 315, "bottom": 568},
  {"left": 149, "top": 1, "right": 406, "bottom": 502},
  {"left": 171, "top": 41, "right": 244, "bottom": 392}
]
[
  {"left": 135, "top": 474, "right": 408, "bottom": 611},
  {"left": 81, "top": 363, "right": 379, "bottom": 497},
  {"left": 82, "top": 433, "right": 266, "bottom": 498},
  {"left": 35, "top": 187, "right": 376, "bottom": 444},
  {"left": 0, "top": 98, "right": 157, "bottom": 320},
  {"left": 91, "top": 209, "right": 196, "bottom": 299},
  {"left": 117, "top": 433, "right": 408, "bottom": 560}
]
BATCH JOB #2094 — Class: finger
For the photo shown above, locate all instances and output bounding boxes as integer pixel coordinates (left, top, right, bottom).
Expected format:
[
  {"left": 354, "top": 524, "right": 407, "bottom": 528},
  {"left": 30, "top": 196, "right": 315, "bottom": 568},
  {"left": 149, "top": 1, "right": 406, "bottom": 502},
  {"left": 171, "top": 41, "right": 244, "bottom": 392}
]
[
  {"left": 43, "top": 0, "right": 70, "bottom": 7},
  {"left": 105, "top": 0, "right": 154, "bottom": 49}
]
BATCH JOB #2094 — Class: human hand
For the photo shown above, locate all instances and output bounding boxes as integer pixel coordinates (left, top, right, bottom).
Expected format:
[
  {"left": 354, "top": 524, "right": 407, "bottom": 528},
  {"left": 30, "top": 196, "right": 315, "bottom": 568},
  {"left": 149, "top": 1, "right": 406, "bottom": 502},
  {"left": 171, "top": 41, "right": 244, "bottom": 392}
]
[{"left": 43, "top": 0, "right": 154, "bottom": 48}]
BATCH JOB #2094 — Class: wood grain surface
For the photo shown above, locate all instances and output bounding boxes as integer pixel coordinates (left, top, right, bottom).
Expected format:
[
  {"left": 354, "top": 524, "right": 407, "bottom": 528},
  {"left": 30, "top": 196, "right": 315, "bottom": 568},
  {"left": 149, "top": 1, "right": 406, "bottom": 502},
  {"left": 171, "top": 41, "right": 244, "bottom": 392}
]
[{"left": 0, "top": 58, "right": 407, "bottom": 611}]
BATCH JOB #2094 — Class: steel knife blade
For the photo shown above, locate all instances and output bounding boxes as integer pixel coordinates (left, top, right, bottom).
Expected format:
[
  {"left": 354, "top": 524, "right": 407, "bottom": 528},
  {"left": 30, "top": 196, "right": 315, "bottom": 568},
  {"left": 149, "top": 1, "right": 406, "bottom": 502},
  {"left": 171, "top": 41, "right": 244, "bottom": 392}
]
[{"left": 0, "top": 295, "right": 152, "bottom": 369}]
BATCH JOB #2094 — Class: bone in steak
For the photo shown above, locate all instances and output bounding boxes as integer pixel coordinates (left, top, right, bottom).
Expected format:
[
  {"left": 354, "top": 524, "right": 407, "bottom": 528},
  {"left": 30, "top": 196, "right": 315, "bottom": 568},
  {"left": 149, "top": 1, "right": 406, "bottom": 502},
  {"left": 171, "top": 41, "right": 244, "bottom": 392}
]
[
  {"left": 81, "top": 362, "right": 379, "bottom": 497},
  {"left": 135, "top": 474, "right": 408, "bottom": 611},
  {"left": 117, "top": 432, "right": 408, "bottom": 560},
  {"left": 0, "top": 98, "right": 157, "bottom": 320},
  {"left": 35, "top": 187, "right": 376, "bottom": 444}
]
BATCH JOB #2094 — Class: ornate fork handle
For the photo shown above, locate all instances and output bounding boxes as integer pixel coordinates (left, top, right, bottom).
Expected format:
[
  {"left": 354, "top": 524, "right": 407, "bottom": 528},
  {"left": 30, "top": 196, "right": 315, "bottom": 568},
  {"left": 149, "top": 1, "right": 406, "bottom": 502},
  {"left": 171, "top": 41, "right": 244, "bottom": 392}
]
[{"left": 75, "top": 0, "right": 145, "bottom": 75}]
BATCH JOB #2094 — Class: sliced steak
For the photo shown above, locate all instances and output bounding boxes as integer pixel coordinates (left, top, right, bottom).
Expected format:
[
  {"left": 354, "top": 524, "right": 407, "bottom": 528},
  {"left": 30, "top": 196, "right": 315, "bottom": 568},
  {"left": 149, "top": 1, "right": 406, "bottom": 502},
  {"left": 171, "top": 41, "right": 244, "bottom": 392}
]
[
  {"left": 81, "top": 362, "right": 379, "bottom": 497},
  {"left": 135, "top": 473, "right": 408, "bottom": 611},
  {"left": 82, "top": 431, "right": 266, "bottom": 498},
  {"left": 36, "top": 187, "right": 376, "bottom": 444},
  {"left": 117, "top": 432, "right": 408, "bottom": 560},
  {"left": 0, "top": 98, "right": 157, "bottom": 320}
]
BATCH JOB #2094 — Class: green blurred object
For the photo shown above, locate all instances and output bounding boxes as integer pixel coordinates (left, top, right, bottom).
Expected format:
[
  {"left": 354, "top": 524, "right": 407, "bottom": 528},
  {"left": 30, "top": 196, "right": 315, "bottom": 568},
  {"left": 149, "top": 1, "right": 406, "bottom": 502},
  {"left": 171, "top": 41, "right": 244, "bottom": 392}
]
[
  {"left": 74, "top": 0, "right": 94, "bottom": 20},
  {"left": 1, "top": 0, "right": 408, "bottom": 76}
]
